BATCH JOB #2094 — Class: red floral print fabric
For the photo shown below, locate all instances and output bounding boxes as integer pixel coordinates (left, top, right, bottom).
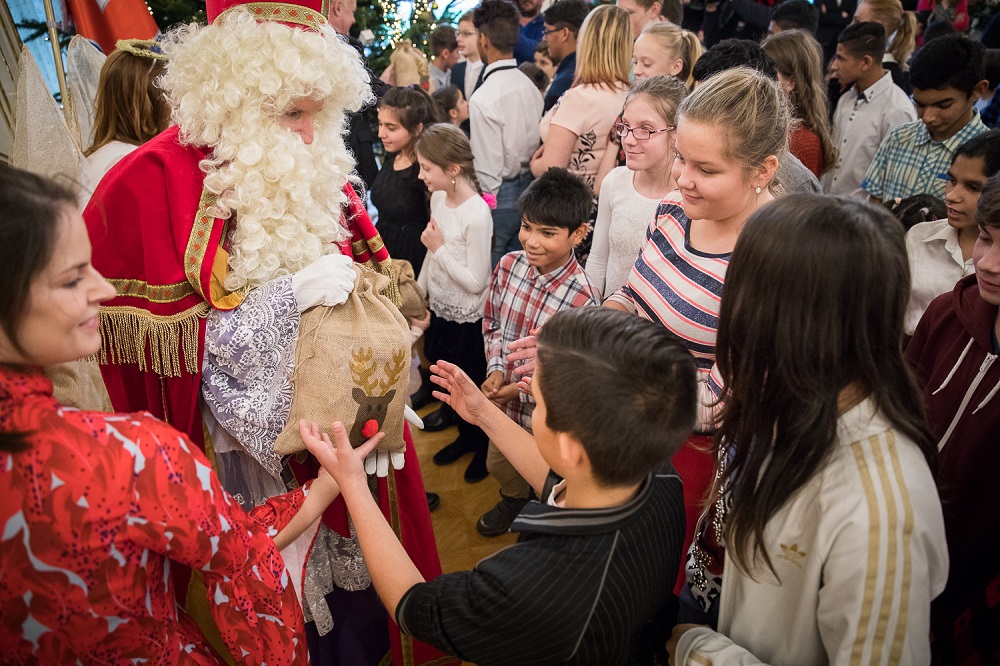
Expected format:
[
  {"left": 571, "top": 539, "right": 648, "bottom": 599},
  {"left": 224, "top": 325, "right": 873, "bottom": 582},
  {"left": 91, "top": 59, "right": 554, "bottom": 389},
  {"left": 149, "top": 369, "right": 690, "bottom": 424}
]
[{"left": 0, "top": 365, "right": 309, "bottom": 665}]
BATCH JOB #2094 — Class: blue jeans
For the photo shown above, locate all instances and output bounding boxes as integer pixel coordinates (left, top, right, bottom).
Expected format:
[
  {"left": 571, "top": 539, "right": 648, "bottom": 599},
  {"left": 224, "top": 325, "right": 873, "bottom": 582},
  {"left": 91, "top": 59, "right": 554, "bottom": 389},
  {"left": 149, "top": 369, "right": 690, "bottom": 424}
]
[{"left": 491, "top": 172, "right": 532, "bottom": 268}]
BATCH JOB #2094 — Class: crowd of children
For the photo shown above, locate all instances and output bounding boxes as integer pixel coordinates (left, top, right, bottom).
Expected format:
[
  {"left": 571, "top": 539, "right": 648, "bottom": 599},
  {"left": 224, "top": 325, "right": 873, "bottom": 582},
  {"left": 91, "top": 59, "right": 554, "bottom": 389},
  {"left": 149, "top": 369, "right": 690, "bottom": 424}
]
[
  {"left": 359, "top": 1, "right": 1000, "bottom": 664},
  {"left": 5, "top": 0, "right": 1000, "bottom": 664}
]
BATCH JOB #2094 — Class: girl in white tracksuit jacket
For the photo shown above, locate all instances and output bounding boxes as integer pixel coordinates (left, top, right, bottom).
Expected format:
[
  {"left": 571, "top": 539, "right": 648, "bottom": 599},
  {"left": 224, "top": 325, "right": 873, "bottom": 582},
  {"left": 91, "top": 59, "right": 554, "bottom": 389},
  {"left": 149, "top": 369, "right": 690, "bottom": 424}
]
[{"left": 670, "top": 195, "right": 948, "bottom": 666}]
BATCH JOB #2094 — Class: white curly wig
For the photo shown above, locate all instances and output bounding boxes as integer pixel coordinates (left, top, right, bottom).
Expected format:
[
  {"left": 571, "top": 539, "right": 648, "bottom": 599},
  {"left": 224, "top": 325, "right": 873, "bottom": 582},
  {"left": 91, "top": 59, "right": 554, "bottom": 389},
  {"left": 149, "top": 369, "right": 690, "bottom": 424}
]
[{"left": 159, "top": 9, "right": 374, "bottom": 290}]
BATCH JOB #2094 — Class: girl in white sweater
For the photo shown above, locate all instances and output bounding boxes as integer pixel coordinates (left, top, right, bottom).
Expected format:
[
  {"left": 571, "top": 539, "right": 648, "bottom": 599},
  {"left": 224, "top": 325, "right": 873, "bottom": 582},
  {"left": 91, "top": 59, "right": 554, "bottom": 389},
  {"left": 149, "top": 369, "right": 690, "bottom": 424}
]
[
  {"left": 416, "top": 124, "right": 494, "bottom": 482},
  {"left": 670, "top": 194, "right": 948, "bottom": 665},
  {"left": 586, "top": 76, "right": 688, "bottom": 296}
]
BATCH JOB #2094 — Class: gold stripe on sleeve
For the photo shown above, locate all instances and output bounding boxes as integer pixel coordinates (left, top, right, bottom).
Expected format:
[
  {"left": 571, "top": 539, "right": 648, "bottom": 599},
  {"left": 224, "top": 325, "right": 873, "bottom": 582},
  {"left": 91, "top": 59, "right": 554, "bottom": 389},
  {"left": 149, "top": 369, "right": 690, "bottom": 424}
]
[
  {"left": 886, "top": 431, "right": 915, "bottom": 664},
  {"left": 850, "top": 440, "right": 880, "bottom": 666},
  {"left": 869, "top": 434, "right": 899, "bottom": 666}
]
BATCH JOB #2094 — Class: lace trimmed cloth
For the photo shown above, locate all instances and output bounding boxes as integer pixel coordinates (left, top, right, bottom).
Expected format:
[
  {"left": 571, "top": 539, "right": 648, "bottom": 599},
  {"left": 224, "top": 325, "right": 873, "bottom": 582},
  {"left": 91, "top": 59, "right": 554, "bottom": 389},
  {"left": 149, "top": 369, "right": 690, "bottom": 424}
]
[{"left": 202, "top": 275, "right": 299, "bottom": 477}]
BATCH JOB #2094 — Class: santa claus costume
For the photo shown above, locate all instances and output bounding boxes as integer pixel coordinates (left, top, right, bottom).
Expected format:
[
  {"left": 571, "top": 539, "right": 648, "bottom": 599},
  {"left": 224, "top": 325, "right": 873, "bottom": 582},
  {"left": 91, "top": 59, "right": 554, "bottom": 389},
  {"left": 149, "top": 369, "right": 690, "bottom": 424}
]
[{"left": 84, "top": 3, "right": 453, "bottom": 664}]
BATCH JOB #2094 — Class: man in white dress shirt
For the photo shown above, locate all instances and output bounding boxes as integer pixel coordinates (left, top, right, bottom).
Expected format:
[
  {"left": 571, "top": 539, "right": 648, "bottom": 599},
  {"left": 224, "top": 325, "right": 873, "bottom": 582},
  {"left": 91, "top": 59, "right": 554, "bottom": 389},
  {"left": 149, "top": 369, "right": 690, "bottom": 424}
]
[
  {"left": 469, "top": 0, "right": 545, "bottom": 266},
  {"left": 823, "top": 22, "right": 917, "bottom": 196}
]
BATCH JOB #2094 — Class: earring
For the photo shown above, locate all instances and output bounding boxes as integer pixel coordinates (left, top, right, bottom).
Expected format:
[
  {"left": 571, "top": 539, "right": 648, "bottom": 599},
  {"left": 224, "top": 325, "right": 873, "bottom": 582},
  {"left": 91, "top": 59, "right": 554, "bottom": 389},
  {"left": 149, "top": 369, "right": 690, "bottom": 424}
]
[
  {"left": 451, "top": 177, "right": 457, "bottom": 191},
  {"left": 755, "top": 185, "right": 762, "bottom": 194}
]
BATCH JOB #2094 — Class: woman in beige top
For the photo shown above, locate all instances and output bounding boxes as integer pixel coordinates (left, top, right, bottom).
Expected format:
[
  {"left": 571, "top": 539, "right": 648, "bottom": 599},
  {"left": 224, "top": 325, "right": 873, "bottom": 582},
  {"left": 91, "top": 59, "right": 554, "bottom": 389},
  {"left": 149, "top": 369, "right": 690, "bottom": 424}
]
[{"left": 530, "top": 4, "right": 631, "bottom": 193}]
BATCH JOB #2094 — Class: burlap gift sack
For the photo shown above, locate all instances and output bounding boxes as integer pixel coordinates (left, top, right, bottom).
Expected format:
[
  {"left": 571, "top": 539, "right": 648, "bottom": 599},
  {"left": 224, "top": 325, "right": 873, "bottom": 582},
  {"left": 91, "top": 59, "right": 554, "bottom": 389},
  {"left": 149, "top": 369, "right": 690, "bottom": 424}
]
[
  {"left": 392, "top": 258, "right": 428, "bottom": 321},
  {"left": 274, "top": 264, "right": 411, "bottom": 455}
]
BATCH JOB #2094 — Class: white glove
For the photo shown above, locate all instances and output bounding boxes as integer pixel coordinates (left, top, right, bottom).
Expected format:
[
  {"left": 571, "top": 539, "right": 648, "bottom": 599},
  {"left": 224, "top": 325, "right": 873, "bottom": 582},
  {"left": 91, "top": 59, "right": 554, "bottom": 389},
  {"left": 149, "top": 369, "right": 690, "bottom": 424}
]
[
  {"left": 362, "top": 407, "right": 421, "bottom": 477},
  {"left": 403, "top": 404, "right": 424, "bottom": 430},
  {"left": 291, "top": 253, "right": 356, "bottom": 312},
  {"left": 365, "top": 449, "right": 406, "bottom": 476}
]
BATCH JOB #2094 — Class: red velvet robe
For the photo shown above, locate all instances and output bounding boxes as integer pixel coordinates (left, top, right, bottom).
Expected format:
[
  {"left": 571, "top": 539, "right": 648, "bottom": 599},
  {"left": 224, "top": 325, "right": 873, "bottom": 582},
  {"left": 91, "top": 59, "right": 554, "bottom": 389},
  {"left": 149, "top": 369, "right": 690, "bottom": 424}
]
[{"left": 84, "top": 126, "right": 453, "bottom": 666}]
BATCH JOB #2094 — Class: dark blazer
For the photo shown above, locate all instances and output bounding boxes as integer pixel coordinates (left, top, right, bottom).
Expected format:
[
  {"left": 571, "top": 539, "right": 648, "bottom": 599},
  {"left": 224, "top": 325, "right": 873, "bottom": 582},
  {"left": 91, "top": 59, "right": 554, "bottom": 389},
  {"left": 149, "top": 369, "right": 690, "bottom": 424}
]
[{"left": 450, "top": 61, "right": 469, "bottom": 98}]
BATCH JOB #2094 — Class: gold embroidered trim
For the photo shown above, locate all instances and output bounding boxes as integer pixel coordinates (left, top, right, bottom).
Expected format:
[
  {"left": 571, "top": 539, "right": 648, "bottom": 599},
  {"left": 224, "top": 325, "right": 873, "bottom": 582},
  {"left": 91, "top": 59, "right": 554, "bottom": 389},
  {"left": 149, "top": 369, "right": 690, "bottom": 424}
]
[
  {"left": 99, "top": 303, "right": 209, "bottom": 377},
  {"left": 215, "top": 2, "right": 329, "bottom": 30},
  {"left": 185, "top": 189, "right": 220, "bottom": 302},
  {"left": 108, "top": 278, "right": 196, "bottom": 304},
  {"left": 116, "top": 39, "right": 168, "bottom": 62}
]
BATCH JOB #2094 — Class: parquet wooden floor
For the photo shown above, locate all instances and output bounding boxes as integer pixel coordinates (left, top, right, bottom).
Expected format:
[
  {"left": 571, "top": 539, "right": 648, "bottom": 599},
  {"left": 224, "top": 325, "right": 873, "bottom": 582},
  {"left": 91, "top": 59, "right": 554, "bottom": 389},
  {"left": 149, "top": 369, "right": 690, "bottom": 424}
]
[{"left": 410, "top": 401, "right": 518, "bottom": 574}]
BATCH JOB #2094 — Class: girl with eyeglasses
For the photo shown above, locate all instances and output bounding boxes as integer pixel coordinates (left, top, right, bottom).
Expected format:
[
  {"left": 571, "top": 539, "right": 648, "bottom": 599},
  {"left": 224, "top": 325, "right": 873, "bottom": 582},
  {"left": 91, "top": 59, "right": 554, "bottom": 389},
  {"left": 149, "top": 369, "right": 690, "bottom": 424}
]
[
  {"left": 605, "top": 68, "right": 791, "bottom": 594},
  {"left": 586, "top": 75, "right": 687, "bottom": 296}
]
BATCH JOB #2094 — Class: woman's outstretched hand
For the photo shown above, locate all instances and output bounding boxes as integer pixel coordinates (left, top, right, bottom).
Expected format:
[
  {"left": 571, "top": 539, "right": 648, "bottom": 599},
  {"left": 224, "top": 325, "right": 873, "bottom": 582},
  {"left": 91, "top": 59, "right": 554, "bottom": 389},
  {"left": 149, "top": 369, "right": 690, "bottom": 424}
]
[
  {"left": 299, "top": 420, "right": 384, "bottom": 493},
  {"left": 507, "top": 329, "right": 539, "bottom": 376},
  {"left": 430, "top": 360, "right": 496, "bottom": 428}
]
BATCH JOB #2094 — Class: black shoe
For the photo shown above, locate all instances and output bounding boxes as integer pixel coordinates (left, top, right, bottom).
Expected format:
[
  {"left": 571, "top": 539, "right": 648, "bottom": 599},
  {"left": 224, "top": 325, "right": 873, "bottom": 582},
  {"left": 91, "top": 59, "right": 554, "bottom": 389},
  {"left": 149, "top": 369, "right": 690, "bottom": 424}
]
[
  {"left": 463, "top": 445, "right": 489, "bottom": 483},
  {"left": 410, "top": 368, "right": 437, "bottom": 410},
  {"left": 426, "top": 492, "right": 441, "bottom": 512},
  {"left": 476, "top": 494, "right": 529, "bottom": 537},
  {"left": 422, "top": 405, "right": 456, "bottom": 432},
  {"left": 433, "top": 436, "right": 476, "bottom": 466}
]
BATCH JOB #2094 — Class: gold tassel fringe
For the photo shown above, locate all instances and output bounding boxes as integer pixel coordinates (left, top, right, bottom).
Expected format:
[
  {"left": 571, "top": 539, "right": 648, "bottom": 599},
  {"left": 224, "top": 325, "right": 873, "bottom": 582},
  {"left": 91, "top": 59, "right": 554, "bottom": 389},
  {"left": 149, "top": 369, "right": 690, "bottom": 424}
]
[
  {"left": 99, "top": 304, "right": 209, "bottom": 377},
  {"left": 371, "top": 258, "right": 403, "bottom": 309}
]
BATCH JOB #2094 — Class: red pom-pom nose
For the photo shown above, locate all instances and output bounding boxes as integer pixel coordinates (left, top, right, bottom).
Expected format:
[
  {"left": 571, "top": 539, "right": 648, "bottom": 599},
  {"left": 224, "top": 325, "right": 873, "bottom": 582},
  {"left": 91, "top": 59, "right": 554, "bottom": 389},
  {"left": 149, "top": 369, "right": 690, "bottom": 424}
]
[{"left": 361, "top": 419, "right": 379, "bottom": 438}]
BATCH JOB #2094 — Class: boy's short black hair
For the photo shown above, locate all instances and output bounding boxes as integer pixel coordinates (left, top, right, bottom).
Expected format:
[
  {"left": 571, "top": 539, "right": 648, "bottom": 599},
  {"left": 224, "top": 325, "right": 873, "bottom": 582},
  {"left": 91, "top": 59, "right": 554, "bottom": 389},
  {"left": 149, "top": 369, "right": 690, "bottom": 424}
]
[
  {"left": 517, "top": 168, "right": 594, "bottom": 231},
  {"left": 430, "top": 25, "right": 458, "bottom": 56},
  {"left": 975, "top": 172, "right": 1000, "bottom": 228},
  {"left": 770, "top": 0, "right": 819, "bottom": 35},
  {"left": 473, "top": 0, "right": 521, "bottom": 54},
  {"left": 692, "top": 39, "right": 778, "bottom": 82},
  {"left": 910, "top": 34, "right": 985, "bottom": 96},
  {"left": 660, "top": 0, "right": 683, "bottom": 26},
  {"left": 984, "top": 49, "right": 1000, "bottom": 91},
  {"left": 837, "top": 21, "right": 887, "bottom": 61},
  {"left": 537, "top": 307, "right": 697, "bottom": 486},
  {"left": 542, "top": 0, "right": 592, "bottom": 35},
  {"left": 953, "top": 128, "right": 1000, "bottom": 180}
]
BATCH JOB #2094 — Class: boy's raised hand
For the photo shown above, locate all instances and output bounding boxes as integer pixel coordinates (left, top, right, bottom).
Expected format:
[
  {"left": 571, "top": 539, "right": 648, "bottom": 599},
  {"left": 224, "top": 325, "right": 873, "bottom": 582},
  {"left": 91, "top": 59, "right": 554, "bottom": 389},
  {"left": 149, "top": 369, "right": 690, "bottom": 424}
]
[
  {"left": 433, "top": 361, "right": 497, "bottom": 428},
  {"left": 299, "top": 419, "right": 384, "bottom": 494}
]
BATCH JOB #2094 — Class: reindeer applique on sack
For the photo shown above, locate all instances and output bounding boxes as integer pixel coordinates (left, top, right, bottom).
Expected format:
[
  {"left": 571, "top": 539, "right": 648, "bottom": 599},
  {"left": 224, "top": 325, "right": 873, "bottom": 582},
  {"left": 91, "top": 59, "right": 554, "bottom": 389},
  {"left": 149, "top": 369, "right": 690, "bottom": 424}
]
[{"left": 275, "top": 264, "right": 411, "bottom": 456}]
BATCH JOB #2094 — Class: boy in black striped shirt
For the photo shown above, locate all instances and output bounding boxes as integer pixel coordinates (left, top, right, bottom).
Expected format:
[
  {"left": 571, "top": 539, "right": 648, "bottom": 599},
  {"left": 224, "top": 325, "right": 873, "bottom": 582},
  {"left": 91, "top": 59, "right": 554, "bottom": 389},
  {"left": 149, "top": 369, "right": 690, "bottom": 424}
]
[{"left": 301, "top": 307, "right": 696, "bottom": 665}]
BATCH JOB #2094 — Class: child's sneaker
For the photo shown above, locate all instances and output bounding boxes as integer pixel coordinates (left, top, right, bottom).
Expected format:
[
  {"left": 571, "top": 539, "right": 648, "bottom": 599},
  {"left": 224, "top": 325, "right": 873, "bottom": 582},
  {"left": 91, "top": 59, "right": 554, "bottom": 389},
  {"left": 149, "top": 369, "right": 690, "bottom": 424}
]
[{"left": 476, "top": 494, "right": 529, "bottom": 537}]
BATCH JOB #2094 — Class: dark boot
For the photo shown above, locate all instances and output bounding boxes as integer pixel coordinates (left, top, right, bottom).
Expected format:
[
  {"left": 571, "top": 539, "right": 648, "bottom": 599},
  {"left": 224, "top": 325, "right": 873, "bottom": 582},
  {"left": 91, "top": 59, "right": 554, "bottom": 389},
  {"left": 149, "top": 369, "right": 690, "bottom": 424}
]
[
  {"left": 422, "top": 404, "right": 456, "bottom": 432},
  {"left": 476, "top": 493, "right": 529, "bottom": 537}
]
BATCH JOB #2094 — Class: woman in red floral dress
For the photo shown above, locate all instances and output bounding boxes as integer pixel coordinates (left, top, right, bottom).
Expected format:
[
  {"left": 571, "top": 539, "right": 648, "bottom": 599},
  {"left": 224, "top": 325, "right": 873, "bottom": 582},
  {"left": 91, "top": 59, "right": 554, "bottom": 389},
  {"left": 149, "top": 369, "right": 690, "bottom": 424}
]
[{"left": 0, "top": 165, "right": 352, "bottom": 664}]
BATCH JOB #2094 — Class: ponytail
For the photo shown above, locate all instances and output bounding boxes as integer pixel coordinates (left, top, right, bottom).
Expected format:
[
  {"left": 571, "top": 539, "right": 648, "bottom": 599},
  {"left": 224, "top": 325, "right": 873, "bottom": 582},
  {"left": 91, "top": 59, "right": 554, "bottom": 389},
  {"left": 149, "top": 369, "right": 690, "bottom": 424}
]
[
  {"left": 679, "top": 29, "right": 703, "bottom": 90},
  {"left": 891, "top": 10, "right": 917, "bottom": 70}
]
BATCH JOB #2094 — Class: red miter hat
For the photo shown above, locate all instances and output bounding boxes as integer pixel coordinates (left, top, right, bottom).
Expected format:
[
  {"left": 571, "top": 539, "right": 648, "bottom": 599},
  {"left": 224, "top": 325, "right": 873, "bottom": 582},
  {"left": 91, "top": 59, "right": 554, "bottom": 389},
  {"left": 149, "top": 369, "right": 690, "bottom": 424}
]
[{"left": 206, "top": 0, "right": 330, "bottom": 30}]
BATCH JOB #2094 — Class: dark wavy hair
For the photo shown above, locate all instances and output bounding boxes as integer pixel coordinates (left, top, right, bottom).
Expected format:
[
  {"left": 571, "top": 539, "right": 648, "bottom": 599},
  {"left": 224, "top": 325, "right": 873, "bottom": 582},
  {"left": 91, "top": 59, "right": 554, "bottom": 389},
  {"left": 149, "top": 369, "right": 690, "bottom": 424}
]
[
  {"left": 715, "top": 194, "right": 936, "bottom": 576},
  {"left": 0, "top": 164, "right": 78, "bottom": 452}
]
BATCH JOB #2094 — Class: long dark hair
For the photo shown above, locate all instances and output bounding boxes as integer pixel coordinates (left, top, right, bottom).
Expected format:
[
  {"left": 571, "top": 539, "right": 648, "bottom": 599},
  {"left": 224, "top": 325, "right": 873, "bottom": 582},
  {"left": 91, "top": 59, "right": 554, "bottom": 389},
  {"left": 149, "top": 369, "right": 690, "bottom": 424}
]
[
  {"left": 0, "top": 164, "right": 77, "bottom": 452},
  {"left": 715, "top": 193, "right": 936, "bottom": 576}
]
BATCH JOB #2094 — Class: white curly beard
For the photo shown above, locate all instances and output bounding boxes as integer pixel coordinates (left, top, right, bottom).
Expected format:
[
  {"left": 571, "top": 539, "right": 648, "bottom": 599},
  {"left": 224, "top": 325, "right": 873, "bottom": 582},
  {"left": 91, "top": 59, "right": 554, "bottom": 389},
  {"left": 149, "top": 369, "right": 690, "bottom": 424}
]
[{"left": 200, "top": 114, "right": 354, "bottom": 291}]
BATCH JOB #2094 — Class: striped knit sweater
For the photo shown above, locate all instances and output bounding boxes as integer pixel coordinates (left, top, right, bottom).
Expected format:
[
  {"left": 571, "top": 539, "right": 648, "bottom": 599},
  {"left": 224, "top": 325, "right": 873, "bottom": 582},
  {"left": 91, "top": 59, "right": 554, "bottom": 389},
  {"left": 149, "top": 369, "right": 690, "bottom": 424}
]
[{"left": 607, "top": 191, "right": 726, "bottom": 430}]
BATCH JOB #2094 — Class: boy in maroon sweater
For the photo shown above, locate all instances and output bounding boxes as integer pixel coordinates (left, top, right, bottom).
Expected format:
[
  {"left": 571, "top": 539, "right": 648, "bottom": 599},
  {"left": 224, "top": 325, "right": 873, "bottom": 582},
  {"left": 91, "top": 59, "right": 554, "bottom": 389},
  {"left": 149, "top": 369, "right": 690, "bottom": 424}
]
[{"left": 906, "top": 174, "right": 1000, "bottom": 665}]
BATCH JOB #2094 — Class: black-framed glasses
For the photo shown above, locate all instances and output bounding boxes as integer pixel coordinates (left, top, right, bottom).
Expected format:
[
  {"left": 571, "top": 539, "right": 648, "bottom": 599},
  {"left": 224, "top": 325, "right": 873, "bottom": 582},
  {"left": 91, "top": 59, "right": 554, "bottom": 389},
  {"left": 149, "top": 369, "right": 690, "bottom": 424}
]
[
  {"left": 542, "top": 26, "right": 566, "bottom": 37},
  {"left": 614, "top": 122, "right": 675, "bottom": 141}
]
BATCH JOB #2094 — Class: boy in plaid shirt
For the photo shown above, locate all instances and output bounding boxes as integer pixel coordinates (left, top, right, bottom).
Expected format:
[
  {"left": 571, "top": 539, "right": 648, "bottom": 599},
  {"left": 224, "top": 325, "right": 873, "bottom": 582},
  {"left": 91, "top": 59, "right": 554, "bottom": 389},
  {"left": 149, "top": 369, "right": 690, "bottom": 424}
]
[
  {"left": 863, "top": 35, "right": 989, "bottom": 202},
  {"left": 477, "top": 168, "right": 602, "bottom": 536}
]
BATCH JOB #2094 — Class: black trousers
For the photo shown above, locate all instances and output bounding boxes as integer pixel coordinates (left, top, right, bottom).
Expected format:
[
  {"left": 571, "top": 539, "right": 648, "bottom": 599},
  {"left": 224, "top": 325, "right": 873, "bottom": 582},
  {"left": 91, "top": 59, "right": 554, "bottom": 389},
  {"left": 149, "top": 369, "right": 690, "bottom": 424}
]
[{"left": 425, "top": 314, "right": 489, "bottom": 447}]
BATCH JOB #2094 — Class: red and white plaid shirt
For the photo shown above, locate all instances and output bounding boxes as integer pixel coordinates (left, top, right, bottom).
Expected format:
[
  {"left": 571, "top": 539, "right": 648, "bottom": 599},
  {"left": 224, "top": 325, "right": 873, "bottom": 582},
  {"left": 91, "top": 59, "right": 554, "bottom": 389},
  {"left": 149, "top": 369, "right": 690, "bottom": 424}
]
[{"left": 483, "top": 251, "right": 602, "bottom": 430}]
